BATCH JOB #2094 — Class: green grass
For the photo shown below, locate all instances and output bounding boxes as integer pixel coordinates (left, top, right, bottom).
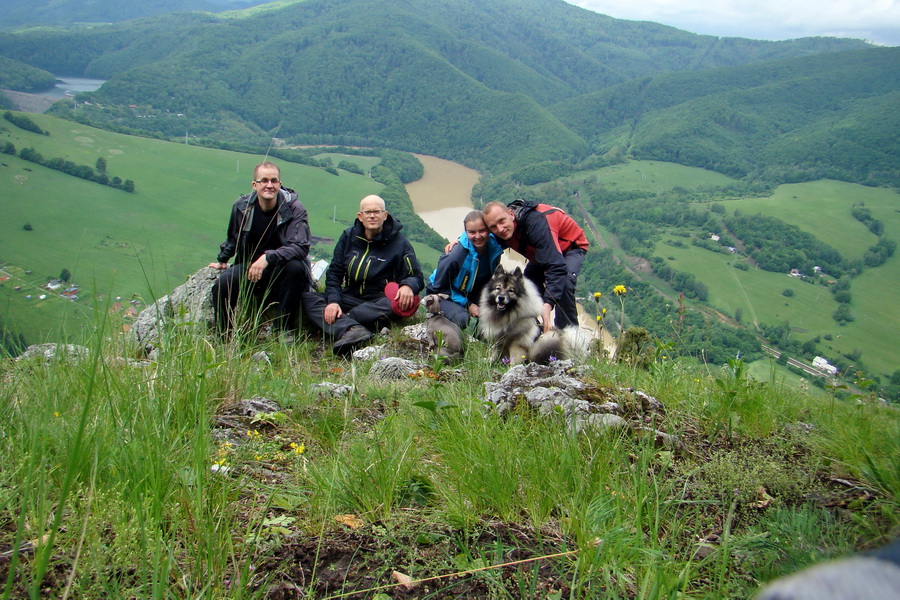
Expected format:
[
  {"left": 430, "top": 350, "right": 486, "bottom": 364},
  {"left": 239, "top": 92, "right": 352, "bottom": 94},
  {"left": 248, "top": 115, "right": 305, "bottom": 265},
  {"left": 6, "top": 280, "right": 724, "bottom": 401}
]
[
  {"left": 0, "top": 112, "right": 442, "bottom": 344},
  {"left": 658, "top": 239, "right": 839, "bottom": 331},
  {"left": 313, "top": 152, "right": 381, "bottom": 174},
  {"left": 1, "top": 320, "right": 896, "bottom": 598},
  {"left": 745, "top": 358, "right": 827, "bottom": 397},
  {"left": 728, "top": 180, "right": 900, "bottom": 378},
  {"left": 573, "top": 159, "right": 738, "bottom": 194}
]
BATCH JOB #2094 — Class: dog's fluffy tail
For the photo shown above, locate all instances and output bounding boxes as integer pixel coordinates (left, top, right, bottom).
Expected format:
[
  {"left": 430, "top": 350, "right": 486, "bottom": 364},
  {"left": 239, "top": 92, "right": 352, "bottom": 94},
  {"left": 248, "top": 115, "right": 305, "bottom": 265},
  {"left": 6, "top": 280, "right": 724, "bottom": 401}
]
[{"left": 528, "top": 326, "right": 590, "bottom": 364}]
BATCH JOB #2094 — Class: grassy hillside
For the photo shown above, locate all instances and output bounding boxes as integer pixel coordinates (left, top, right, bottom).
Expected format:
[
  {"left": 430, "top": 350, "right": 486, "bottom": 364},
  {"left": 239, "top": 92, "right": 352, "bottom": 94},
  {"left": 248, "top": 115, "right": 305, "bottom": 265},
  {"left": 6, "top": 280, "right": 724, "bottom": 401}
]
[
  {"left": 0, "top": 319, "right": 896, "bottom": 598},
  {"left": 635, "top": 174, "right": 899, "bottom": 379},
  {"left": 0, "top": 0, "right": 872, "bottom": 173},
  {"left": 0, "top": 113, "right": 440, "bottom": 345},
  {"left": 727, "top": 181, "right": 900, "bottom": 378}
]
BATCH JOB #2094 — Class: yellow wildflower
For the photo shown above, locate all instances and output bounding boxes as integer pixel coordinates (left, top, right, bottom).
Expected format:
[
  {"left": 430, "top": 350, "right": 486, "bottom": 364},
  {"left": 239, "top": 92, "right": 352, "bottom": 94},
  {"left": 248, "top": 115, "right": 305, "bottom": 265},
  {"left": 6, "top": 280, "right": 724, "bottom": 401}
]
[
  {"left": 593, "top": 292, "right": 602, "bottom": 300},
  {"left": 613, "top": 285, "right": 627, "bottom": 296},
  {"left": 290, "top": 442, "right": 306, "bottom": 455}
]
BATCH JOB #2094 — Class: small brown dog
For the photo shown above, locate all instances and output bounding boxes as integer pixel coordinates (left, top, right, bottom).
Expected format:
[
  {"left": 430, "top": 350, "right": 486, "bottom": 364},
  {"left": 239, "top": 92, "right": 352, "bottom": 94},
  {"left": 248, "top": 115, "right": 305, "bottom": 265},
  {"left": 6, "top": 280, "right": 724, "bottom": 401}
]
[{"left": 421, "top": 294, "right": 464, "bottom": 360}]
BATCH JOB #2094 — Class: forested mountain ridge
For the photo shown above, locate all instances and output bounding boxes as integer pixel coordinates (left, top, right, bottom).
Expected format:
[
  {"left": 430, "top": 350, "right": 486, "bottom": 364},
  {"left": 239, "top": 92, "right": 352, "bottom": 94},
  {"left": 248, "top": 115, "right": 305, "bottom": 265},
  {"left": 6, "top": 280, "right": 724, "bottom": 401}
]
[
  {"left": 551, "top": 46, "right": 900, "bottom": 186},
  {"left": 0, "top": 0, "right": 268, "bottom": 29},
  {"left": 0, "top": 0, "right": 877, "bottom": 173}
]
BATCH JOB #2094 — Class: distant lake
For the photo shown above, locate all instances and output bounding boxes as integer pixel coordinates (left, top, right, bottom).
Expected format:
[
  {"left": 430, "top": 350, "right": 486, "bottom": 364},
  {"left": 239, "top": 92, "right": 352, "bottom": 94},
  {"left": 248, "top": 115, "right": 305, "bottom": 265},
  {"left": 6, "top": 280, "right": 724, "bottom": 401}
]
[{"left": 37, "top": 77, "right": 106, "bottom": 98}]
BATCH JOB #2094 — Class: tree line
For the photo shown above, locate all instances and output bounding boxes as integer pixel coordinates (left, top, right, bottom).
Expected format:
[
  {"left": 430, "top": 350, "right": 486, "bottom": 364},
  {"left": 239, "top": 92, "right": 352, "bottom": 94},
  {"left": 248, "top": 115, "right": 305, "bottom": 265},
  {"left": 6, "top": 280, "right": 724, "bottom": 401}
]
[{"left": 7, "top": 142, "right": 136, "bottom": 192}]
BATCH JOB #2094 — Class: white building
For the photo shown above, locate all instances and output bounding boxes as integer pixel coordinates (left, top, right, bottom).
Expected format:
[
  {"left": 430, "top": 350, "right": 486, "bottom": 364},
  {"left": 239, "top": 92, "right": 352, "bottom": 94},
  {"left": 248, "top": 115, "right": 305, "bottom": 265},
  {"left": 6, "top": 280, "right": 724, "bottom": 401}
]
[{"left": 812, "top": 356, "right": 838, "bottom": 376}]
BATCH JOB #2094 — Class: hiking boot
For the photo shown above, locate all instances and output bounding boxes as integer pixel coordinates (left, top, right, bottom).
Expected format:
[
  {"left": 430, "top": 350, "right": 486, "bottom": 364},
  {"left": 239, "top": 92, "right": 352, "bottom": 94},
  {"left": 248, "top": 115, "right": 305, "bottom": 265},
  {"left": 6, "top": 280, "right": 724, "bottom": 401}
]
[{"left": 332, "top": 325, "right": 373, "bottom": 354}]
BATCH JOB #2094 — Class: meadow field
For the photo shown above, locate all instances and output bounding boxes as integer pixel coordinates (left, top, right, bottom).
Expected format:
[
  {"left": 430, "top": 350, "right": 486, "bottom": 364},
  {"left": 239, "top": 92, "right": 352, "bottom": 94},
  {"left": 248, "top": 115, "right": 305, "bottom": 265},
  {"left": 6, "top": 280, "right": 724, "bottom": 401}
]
[
  {"left": 572, "top": 159, "right": 738, "bottom": 194},
  {"left": 577, "top": 161, "right": 899, "bottom": 380},
  {"left": 727, "top": 181, "right": 900, "bottom": 378},
  {"left": 0, "top": 113, "right": 443, "bottom": 345}
]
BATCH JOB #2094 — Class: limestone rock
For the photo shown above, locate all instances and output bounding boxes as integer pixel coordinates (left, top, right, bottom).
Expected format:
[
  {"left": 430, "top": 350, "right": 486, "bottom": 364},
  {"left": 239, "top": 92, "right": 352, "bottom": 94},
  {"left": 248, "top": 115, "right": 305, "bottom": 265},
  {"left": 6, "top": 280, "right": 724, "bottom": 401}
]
[
  {"left": 310, "top": 382, "right": 353, "bottom": 398},
  {"left": 16, "top": 343, "right": 89, "bottom": 362},
  {"left": 130, "top": 267, "right": 219, "bottom": 356},
  {"left": 369, "top": 357, "right": 425, "bottom": 380}
]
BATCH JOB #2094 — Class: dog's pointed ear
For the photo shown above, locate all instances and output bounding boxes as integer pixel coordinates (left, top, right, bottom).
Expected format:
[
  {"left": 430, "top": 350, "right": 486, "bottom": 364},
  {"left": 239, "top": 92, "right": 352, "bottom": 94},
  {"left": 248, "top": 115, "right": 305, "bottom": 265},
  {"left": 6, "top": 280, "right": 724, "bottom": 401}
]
[
  {"left": 513, "top": 266, "right": 523, "bottom": 276},
  {"left": 493, "top": 265, "right": 506, "bottom": 276}
]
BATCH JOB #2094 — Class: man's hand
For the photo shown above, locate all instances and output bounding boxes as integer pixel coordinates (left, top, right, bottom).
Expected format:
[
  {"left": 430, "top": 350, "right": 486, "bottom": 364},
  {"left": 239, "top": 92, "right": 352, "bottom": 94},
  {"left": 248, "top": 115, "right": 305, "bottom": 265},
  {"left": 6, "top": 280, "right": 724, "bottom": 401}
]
[
  {"left": 209, "top": 262, "right": 228, "bottom": 270},
  {"left": 395, "top": 285, "right": 416, "bottom": 312},
  {"left": 324, "top": 303, "right": 343, "bottom": 325},
  {"left": 542, "top": 303, "right": 554, "bottom": 333},
  {"left": 247, "top": 254, "right": 268, "bottom": 282},
  {"left": 444, "top": 239, "right": 459, "bottom": 254},
  {"left": 468, "top": 303, "right": 480, "bottom": 318}
]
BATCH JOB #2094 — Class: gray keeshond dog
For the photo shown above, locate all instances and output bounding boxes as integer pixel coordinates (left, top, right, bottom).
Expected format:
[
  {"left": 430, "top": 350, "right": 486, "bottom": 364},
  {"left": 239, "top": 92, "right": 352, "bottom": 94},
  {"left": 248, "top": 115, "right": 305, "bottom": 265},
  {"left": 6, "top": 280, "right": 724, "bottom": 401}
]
[{"left": 480, "top": 265, "right": 589, "bottom": 365}]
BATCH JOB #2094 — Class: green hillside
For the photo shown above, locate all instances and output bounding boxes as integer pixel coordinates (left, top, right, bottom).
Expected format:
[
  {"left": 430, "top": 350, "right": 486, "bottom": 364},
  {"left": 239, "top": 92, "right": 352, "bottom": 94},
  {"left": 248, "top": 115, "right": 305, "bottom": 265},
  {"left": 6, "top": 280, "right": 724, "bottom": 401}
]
[
  {"left": 551, "top": 47, "right": 900, "bottom": 187},
  {"left": 0, "top": 0, "right": 266, "bottom": 29},
  {"left": 0, "top": 0, "right": 872, "bottom": 173},
  {"left": 0, "top": 113, "right": 440, "bottom": 345}
]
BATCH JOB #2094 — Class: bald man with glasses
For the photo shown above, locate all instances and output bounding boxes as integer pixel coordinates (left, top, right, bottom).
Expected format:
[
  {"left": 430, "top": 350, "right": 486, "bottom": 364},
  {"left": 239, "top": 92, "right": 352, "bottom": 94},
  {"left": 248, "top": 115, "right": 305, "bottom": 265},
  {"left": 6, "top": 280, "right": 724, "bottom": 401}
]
[
  {"left": 302, "top": 194, "right": 424, "bottom": 355},
  {"left": 209, "top": 161, "right": 312, "bottom": 340}
]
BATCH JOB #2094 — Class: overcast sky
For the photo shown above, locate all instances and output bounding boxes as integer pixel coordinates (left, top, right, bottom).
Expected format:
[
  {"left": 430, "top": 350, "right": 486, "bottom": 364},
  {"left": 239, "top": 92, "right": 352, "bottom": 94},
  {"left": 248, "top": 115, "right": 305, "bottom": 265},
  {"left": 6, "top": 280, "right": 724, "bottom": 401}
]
[{"left": 565, "top": 0, "right": 900, "bottom": 47}]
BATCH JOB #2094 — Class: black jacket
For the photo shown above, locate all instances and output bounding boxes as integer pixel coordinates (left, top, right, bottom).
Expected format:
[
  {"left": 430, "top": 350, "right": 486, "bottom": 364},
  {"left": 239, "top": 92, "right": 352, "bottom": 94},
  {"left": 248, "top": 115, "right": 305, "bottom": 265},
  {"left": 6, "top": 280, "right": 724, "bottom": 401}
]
[
  {"left": 325, "top": 214, "right": 424, "bottom": 305},
  {"left": 216, "top": 187, "right": 311, "bottom": 270}
]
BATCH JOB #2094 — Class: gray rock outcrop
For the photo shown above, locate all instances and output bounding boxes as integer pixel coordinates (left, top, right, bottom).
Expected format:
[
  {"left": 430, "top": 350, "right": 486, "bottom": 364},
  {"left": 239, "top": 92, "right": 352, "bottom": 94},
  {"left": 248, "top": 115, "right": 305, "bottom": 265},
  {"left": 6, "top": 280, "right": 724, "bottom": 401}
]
[
  {"left": 484, "top": 360, "right": 680, "bottom": 446},
  {"left": 130, "top": 267, "right": 218, "bottom": 357}
]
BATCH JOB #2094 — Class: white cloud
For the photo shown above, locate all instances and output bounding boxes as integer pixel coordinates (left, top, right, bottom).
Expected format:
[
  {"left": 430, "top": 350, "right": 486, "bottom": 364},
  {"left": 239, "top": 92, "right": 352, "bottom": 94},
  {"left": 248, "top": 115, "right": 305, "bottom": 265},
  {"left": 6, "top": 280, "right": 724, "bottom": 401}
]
[{"left": 566, "top": 0, "right": 900, "bottom": 46}]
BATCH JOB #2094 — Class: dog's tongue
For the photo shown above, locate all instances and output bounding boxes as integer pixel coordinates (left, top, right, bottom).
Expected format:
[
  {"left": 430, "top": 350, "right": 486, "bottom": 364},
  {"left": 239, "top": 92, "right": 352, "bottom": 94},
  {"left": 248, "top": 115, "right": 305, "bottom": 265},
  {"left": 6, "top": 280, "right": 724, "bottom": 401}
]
[{"left": 496, "top": 302, "right": 507, "bottom": 311}]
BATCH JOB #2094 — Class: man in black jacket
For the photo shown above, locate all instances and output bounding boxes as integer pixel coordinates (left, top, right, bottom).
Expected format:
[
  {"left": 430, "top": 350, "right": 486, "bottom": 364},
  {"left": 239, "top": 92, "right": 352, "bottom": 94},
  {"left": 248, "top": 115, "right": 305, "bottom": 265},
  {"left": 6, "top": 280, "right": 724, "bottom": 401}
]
[
  {"left": 209, "top": 162, "right": 312, "bottom": 339},
  {"left": 302, "top": 194, "right": 424, "bottom": 354}
]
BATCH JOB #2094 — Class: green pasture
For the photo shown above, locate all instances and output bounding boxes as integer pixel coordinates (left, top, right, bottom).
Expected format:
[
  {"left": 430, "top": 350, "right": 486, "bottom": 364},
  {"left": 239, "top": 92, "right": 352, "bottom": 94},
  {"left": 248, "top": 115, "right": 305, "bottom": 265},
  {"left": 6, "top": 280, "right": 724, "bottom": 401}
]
[
  {"left": 727, "top": 180, "right": 899, "bottom": 378},
  {"left": 314, "top": 152, "right": 381, "bottom": 174},
  {"left": 0, "top": 112, "right": 389, "bottom": 342},
  {"left": 725, "top": 180, "right": 897, "bottom": 260},
  {"left": 576, "top": 159, "right": 738, "bottom": 193},
  {"left": 652, "top": 177, "right": 900, "bottom": 378},
  {"left": 657, "top": 238, "right": 899, "bottom": 378},
  {"left": 658, "top": 238, "right": 836, "bottom": 329}
]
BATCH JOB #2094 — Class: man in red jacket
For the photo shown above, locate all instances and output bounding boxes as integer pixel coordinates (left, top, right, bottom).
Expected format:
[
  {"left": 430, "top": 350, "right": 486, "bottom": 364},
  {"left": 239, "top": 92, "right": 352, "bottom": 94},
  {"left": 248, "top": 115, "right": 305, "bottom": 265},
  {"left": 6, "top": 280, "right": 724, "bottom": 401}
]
[{"left": 482, "top": 199, "right": 589, "bottom": 331}]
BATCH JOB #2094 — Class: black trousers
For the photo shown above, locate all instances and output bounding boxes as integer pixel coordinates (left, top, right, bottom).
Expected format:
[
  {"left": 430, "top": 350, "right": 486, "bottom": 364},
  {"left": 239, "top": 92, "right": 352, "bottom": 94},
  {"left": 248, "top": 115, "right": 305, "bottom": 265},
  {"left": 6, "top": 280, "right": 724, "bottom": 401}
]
[
  {"left": 212, "top": 259, "right": 309, "bottom": 333},
  {"left": 301, "top": 292, "right": 399, "bottom": 341},
  {"left": 523, "top": 247, "right": 586, "bottom": 329}
]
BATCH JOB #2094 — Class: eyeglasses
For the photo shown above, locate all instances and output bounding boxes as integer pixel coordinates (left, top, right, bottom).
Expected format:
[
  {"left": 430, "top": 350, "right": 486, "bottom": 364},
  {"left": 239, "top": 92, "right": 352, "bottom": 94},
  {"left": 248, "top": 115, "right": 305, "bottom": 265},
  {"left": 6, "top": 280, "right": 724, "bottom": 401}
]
[
  {"left": 254, "top": 177, "right": 280, "bottom": 185},
  {"left": 360, "top": 209, "right": 385, "bottom": 216}
]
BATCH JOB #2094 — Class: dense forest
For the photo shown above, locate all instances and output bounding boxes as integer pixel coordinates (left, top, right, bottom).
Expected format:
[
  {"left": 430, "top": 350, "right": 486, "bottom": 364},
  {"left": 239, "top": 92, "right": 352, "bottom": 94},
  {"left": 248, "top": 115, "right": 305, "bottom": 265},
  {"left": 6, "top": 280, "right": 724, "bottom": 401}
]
[
  {"left": 0, "top": 0, "right": 888, "bottom": 179},
  {"left": 0, "top": 0, "right": 267, "bottom": 28}
]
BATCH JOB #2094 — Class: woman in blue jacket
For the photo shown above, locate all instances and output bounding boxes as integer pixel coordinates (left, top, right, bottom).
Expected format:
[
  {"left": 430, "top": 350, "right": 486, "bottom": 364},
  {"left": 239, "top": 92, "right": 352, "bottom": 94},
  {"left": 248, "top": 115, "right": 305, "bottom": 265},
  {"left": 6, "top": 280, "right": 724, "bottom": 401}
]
[{"left": 426, "top": 210, "right": 503, "bottom": 328}]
